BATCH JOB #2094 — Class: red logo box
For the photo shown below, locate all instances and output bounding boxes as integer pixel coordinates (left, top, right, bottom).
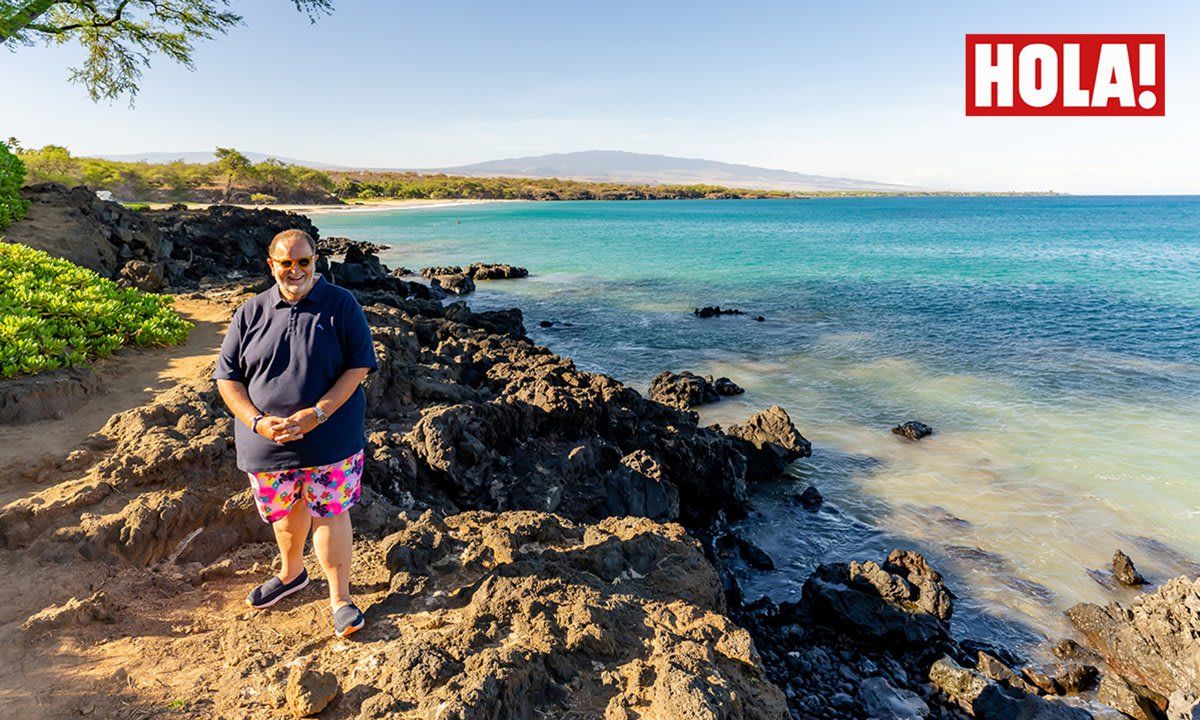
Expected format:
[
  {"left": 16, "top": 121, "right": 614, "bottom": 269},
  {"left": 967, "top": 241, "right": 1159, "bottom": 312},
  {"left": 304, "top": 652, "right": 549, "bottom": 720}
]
[{"left": 966, "top": 34, "right": 1165, "bottom": 116}]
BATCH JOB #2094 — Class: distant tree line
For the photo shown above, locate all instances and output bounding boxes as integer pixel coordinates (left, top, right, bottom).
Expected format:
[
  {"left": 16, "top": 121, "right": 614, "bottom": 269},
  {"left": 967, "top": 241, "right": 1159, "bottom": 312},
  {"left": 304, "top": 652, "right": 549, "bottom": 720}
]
[
  {"left": 11, "top": 143, "right": 795, "bottom": 204},
  {"left": 326, "top": 171, "right": 793, "bottom": 201}
]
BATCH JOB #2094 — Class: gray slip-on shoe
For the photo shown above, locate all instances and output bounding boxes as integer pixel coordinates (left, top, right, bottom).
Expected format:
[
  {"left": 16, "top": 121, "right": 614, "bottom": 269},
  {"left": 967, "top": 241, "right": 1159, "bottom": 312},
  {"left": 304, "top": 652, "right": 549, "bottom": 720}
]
[{"left": 246, "top": 568, "right": 309, "bottom": 609}]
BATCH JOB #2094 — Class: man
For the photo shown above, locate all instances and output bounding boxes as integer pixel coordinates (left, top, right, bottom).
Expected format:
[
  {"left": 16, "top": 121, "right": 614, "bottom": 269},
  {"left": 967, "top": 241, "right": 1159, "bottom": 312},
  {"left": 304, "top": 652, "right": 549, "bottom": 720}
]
[{"left": 214, "top": 228, "right": 377, "bottom": 637}]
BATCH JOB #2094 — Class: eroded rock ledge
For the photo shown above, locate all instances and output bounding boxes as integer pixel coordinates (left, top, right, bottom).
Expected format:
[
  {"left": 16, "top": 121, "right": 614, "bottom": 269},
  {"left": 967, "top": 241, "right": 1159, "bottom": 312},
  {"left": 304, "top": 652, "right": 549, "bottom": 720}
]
[{"left": 0, "top": 202, "right": 1008, "bottom": 719}]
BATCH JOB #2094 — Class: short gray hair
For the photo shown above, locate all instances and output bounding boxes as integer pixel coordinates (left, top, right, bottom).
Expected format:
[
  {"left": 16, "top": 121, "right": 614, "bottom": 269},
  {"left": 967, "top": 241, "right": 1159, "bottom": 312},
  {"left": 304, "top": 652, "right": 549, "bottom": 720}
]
[{"left": 269, "top": 229, "right": 317, "bottom": 256}]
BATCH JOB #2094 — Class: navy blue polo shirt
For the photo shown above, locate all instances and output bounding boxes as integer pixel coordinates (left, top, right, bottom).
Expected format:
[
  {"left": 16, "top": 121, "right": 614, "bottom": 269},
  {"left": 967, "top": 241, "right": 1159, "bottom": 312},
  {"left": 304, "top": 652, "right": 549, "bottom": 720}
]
[{"left": 213, "top": 276, "right": 378, "bottom": 472}]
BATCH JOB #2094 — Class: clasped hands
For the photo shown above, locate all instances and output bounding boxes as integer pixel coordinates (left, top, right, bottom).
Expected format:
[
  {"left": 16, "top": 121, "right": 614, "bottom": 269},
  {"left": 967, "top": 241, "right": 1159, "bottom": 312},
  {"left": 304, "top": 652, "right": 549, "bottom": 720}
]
[{"left": 254, "top": 408, "right": 320, "bottom": 443}]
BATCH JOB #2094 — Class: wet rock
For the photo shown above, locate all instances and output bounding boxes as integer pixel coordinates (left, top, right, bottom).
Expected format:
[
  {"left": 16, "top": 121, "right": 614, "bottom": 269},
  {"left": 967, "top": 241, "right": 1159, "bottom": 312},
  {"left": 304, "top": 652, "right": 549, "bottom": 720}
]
[
  {"left": 420, "top": 263, "right": 528, "bottom": 280},
  {"left": 790, "top": 484, "right": 823, "bottom": 511},
  {"left": 1057, "top": 664, "right": 1099, "bottom": 694},
  {"left": 1067, "top": 576, "right": 1200, "bottom": 703},
  {"left": 722, "top": 405, "right": 812, "bottom": 482},
  {"left": 1023, "top": 667, "right": 1061, "bottom": 695},
  {"left": 753, "top": 315, "right": 765, "bottom": 322},
  {"left": 21, "top": 592, "right": 114, "bottom": 632},
  {"left": 118, "top": 259, "right": 167, "bottom": 292},
  {"left": 929, "top": 656, "right": 1093, "bottom": 719},
  {"left": 693, "top": 305, "right": 745, "bottom": 318},
  {"left": 857, "top": 676, "right": 930, "bottom": 719},
  {"left": 830, "top": 692, "right": 855, "bottom": 711},
  {"left": 709, "top": 376, "right": 745, "bottom": 396},
  {"left": 803, "top": 550, "right": 952, "bottom": 652},
  {"left": 649, "top": 371, "right": 720, "bottom": 409},
  {"left": 715, "top": 533, "right": 775, "bottom": 571},
  {"left": 892, "top": 421, "right": 933, "bottom": 440},
  {"left": 1051, "top": 639, "right": 1101, "bottom": 665},
  {"left": 429, "top": 272, "right": 475, "bottom": 296},
  {"left": 1098, "top": 674, "right": 1168, "bottom": 720},
  {"left": 285, "top": 666, "right": 339, "bottom": 717},
  {"left": 1113, "top": 550, "right": 1147, "bottom": 587},
  {"left": 977, "top": 651, "right": 1041, "bottom": 695},
  {"left": 738, "top": 538, "right": 775, "bottom": 570}
]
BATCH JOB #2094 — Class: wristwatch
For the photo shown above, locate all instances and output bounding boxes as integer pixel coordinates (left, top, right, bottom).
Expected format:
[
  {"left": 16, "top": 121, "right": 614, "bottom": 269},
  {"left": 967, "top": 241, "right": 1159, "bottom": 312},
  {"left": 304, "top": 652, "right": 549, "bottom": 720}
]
[
  {"left": 250, "top": 414, "right": 265, "bottom": 433},
  {"left": 314, "top": 406, "right": 328, "bottom": 424}
]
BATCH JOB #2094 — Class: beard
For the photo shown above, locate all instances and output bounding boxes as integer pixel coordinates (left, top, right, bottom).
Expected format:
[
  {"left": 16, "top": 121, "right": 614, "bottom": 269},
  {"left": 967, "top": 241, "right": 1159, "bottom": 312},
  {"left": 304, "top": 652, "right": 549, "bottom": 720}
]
[{"left": 277, "top": 270, "right": 314, "bottom": 298}]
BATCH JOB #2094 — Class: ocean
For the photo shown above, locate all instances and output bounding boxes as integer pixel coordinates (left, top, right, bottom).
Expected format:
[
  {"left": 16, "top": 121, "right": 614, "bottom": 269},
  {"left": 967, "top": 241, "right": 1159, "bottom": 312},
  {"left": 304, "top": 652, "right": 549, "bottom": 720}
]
[{"left": 317, "top": 196, "right": 1200, "bottom": 654}]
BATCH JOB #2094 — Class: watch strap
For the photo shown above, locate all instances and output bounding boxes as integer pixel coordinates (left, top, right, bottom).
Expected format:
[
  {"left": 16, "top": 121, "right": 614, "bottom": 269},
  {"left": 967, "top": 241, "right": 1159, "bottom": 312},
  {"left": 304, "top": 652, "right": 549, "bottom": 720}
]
[{"left": 251, "top": 414, "right": 265, "bottom": 433}]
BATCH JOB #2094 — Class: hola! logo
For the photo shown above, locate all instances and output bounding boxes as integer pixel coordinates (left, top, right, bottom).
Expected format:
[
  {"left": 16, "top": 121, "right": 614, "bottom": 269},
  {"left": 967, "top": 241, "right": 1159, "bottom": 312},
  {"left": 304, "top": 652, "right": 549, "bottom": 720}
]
[{"left": 966, "top": 34, "right": 1165, "bottom": 116}]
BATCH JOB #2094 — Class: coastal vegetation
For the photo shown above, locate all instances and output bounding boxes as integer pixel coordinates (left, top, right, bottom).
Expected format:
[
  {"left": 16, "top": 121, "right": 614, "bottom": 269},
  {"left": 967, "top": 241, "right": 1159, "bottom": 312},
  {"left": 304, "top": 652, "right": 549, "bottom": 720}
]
[
  {"left": 11, "top": 142, "right": 1054, "bottom": 203},
  {"left": 0, "top": 140, "right": 28, "bottom": 228},
  {"left": 12, "top": 143, "right": 794, "bottom": 203},
  {"left": 0, "top": 243, "right": 191, "bottom": 378}
]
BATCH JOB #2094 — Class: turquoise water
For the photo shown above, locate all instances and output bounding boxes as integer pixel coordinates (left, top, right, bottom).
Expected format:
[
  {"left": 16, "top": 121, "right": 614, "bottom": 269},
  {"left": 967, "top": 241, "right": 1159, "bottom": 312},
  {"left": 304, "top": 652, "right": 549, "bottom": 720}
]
[{"left": 318, "top": 197, "right": 1200, "bottom": 652}]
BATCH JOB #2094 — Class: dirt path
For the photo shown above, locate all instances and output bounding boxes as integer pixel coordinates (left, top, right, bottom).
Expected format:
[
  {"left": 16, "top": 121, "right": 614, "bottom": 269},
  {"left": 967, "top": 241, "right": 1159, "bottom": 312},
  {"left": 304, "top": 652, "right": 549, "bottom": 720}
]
[{"left": 0, "top": 297, "right": 231, "bottom": 502}]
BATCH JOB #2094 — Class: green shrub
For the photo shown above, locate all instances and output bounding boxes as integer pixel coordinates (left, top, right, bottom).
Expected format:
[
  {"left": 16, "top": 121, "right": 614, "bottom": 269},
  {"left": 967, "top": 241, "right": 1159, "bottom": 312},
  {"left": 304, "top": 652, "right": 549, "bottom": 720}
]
[
  {"left": 0, "top": 244, "right": 193, "bottom": 379},
  {"left": 0, "top": 142, "right": 29, "bottom": 230},
  {"left": 249, "top": 193, "right": 277, "bottom": 204},
  {"left": 122, "top": 202, "right": 151, "bottom": 212}
]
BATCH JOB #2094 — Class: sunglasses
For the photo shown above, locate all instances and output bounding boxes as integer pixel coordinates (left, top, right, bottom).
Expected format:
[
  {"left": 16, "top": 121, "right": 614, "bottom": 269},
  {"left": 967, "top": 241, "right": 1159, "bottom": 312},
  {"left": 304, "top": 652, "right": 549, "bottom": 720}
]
[{"left": 271, "top": 256, "right": 313, "bottom": 269}]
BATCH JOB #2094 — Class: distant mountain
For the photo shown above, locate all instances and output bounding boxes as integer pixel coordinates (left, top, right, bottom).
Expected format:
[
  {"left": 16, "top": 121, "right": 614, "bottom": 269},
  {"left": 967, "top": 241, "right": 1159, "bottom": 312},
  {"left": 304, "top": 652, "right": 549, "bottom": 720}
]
[
  {"left": 91, "top": 150, "right": 341, "bottom": 169},
  {"left": 92, "top": 149, "right": 916, "bottom": 192},
  {"left": 430, "top": 151, "right": 917, "bottom": 192}
]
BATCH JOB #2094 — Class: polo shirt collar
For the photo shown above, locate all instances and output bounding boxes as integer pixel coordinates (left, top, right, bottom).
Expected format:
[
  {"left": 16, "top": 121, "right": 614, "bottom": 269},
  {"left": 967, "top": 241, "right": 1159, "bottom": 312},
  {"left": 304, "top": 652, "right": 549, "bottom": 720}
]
[{"left": 272, "top": 275, "right": 328, "bottom": 309}]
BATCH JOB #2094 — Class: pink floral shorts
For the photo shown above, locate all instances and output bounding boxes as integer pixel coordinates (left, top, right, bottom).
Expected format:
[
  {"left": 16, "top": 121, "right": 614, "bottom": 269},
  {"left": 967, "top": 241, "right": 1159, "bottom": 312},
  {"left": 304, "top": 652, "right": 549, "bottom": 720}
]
[{"left": 247, "top": 450, "right": 365, "bottom": 523}]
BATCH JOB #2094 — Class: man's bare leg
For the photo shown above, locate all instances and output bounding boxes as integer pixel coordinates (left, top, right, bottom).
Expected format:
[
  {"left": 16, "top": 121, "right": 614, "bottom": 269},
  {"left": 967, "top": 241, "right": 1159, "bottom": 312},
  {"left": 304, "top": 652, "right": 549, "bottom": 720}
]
[
  {"left": 273, "top": 501, "right": 311, "bottom": 583},
  {"left": 312, "top": 511, "right": 354, "bottom": 608}
]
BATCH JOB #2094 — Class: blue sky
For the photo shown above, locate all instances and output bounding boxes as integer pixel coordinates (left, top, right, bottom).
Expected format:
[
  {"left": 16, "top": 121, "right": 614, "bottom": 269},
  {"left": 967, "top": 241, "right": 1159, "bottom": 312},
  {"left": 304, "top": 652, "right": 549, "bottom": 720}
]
[{"left": 2, "top": 1, "right": 1197, "bottom": 193}]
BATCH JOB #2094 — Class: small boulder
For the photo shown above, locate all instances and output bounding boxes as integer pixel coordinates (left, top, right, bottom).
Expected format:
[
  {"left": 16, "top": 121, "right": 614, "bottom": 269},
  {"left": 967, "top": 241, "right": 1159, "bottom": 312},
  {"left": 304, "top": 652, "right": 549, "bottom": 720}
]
[
  {"left": 21, "top": 592, "right": 114, "bottom": 632},
  {"left": 1113, "top": 550, "right": 1147, "bottom": 587},
  {"left": 285, "top": 666, "right": 339, "bottom": 717},
  {"left": 857, "top": 676, "right": 929, "bottom": 720},
  {"left": 1050, "top": 639, "right": 1101, "bottom": 665},
  {"left": 430, "top": 273, "right": 476, "bottom": 296},
  {"left": 803, "top": 550, "right": 953, "bottom": 651},
  {"left": 793, "top": 484, "right": 823, "bottom": 511},
  {"left": 708, "top": 376, "right": 745, "bottom": 396},
  {"left": 649, "top": 371, "right": 719, "bottom": 409},
  {"left": 1054, "top": 664, "right": 1099, "bottom": 694},
  {"left": 693, "top": 305, "right": 745, "bottom": 318},
  {"left": 1097, "top": 674, "right": 1168, "bottom": 720},
  {"left": 929, "top": 657, "right": 1093, "bottom": 719},
  {"left": 118, "top": 259, "right": 168, "bottom": 292},
  {"left": 892, "top": 421, "right": 933, "bottom": 441},
  {"left": 723, "top": 405, "right": 812, "bottom": 482},
  {"left": 733, "top": 535, "right": 775, "bottom": 571},
  {"left": 976, "top": 651, "right": 1041, "bottom": 695}
]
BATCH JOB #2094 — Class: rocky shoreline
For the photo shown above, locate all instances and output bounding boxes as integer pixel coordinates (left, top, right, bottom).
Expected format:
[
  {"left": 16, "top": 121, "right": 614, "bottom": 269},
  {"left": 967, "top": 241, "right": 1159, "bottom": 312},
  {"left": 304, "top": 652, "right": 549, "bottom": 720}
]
[{"left": 3, "top": 185, "right": 1199, "bottom": 719}]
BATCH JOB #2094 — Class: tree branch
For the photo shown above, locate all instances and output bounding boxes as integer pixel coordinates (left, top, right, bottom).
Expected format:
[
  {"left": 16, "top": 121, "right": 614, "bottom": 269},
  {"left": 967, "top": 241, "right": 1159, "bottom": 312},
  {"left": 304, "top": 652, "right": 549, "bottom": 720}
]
[{"left": 25, "top": 0, "right": 130, "bottom": 33}]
